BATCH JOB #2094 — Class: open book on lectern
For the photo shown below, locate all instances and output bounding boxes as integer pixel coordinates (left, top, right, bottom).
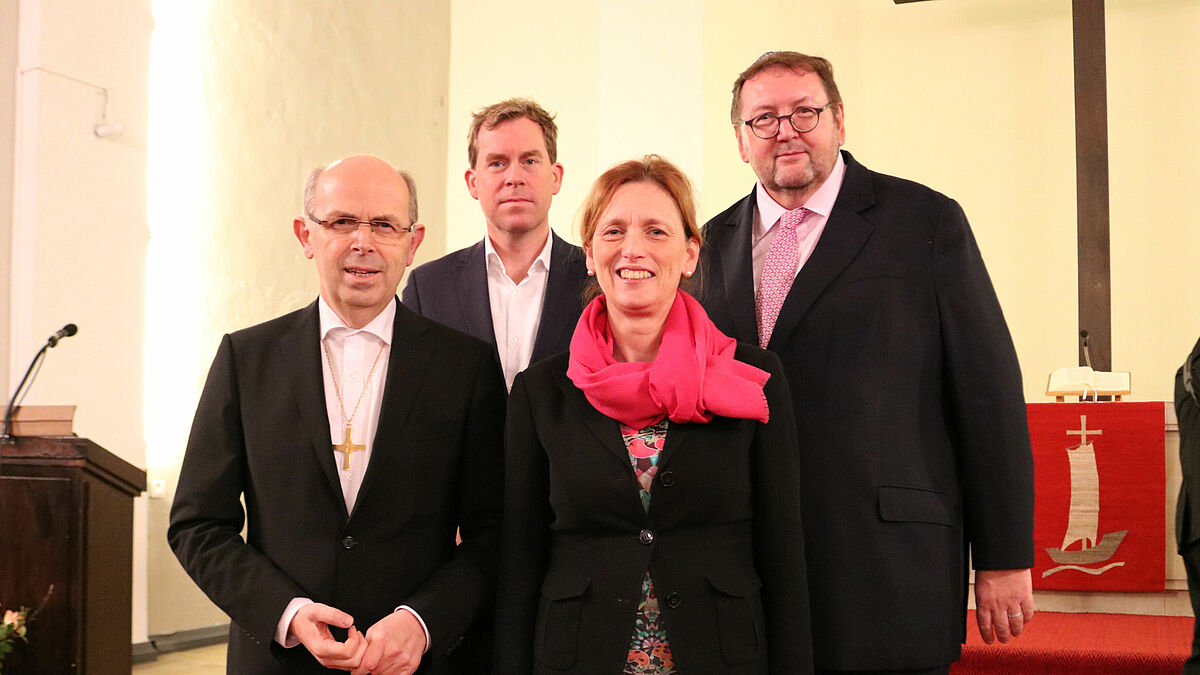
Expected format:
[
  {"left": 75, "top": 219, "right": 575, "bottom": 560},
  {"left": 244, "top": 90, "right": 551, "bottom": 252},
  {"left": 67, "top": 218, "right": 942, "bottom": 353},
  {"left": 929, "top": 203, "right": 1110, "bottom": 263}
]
[{"left": 1046, "top": 366, "right": 1131, "bottom": 399}]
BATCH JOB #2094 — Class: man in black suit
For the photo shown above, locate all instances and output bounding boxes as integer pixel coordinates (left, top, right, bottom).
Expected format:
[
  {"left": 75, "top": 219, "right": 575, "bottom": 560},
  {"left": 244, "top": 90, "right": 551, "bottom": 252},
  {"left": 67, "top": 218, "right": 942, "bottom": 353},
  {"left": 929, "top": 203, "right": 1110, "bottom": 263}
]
[
  {"left": 700, "top": 52, "right": 1035, "bottom": 674},
  {"left": 169, "top": 155, "right": 505, "bottom": 674},
  {"left": 1176, "top": 336, "right": 1200, "bottom": 674},
  {"left": 402, "top": 99, "right": 588, "bottom": 390}
]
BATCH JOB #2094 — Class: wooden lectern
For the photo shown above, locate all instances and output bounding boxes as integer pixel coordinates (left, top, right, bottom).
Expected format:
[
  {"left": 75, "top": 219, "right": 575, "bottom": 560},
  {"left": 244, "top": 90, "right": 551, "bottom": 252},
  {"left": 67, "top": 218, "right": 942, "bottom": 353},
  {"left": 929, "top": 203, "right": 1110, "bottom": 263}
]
[{"left": 0, "top": 436, "right": 145, "bottom": 674}]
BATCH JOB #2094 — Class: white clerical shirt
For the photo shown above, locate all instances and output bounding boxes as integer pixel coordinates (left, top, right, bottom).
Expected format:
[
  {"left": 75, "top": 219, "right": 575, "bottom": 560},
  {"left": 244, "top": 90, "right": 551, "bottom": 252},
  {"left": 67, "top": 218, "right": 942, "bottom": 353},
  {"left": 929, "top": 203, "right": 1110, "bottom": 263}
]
[
  {"left": 485, "top": 232, "right": 552, "bottom": 391},
  {"left": 751, "top": 153, "right": 848, "bottom": 292},
  {"left": 275, "top": 298, "right": 429, "bottom": 651}
]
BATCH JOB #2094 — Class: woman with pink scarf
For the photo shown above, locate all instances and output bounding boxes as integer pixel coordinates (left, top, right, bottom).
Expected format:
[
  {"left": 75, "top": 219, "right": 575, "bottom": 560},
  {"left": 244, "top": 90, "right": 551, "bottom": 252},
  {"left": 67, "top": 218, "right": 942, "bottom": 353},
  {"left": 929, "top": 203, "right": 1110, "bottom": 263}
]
[{"left": 494, "top": 155, "right": 812, "bottom": 674}]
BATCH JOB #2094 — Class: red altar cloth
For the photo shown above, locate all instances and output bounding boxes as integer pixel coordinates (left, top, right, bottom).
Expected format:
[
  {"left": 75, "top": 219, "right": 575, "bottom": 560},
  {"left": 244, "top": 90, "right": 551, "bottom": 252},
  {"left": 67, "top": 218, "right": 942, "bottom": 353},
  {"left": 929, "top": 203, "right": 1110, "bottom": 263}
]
[{"left": 1027, "top": 402, "right": 1165, "bottom": 591}]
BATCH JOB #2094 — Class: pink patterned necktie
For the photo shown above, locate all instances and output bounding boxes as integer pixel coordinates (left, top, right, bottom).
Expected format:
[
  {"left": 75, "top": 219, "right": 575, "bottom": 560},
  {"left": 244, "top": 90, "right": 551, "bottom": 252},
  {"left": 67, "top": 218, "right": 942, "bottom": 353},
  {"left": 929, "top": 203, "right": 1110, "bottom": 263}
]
[{"left": 756, "top": 207, "right": 807, "bottom": 348}]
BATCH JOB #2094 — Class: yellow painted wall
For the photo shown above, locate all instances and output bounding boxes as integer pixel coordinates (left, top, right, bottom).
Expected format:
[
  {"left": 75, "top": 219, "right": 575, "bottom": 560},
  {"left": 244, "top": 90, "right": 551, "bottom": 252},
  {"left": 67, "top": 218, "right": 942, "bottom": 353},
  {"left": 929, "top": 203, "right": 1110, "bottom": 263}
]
[
  {"left": 447, "top": 0, "right": 1200, "bottom": 404},
  {"left": 444, "top": 0, "right": 704, "bottom": 253},
  {"left": 142, "top": 1, "right": 451, "bottom": 635},
  {"left": 5, "top": 0, "right": 1196, "bottom": 642}
]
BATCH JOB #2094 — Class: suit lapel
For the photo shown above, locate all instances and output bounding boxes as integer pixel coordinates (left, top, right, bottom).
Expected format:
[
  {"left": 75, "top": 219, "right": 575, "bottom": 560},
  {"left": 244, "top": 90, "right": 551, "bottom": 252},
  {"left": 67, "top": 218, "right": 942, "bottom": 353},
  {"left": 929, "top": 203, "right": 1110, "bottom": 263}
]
[
  {"left": 456, "top": 241, "right": 495, "bottom": 347},
  {"left": 285, "top": 301, "right": 346, "bottom": 513},
  {"left": 555, "top": 369, "right": 635, "bottom": 470},
  {"left": 531, "top": 233, "right": 586, "bottom": 364},
  {"left": 352, "top": 300, "right": 434, "bottom": 519},
  {"left": 767, "top": 152, "right": 877, "bottom": 350},
  {"left": 715, "top": 192, "right": 760, "bottom": 343}
]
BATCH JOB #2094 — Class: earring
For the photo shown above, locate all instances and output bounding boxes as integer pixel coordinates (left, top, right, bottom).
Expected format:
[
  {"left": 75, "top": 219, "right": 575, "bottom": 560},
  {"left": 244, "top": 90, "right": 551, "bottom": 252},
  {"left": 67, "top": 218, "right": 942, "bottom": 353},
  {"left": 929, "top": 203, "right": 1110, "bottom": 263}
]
[
  {"left": 683, "top": 271, "right": 693, "bottom": 278},
  {"left": 586, "top": 269, "right": 595, "bottom": 277}
]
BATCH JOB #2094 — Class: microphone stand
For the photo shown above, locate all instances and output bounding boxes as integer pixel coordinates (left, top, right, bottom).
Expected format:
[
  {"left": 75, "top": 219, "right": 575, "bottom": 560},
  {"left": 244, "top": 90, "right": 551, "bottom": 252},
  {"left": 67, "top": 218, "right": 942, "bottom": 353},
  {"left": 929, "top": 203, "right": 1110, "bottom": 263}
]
[{"left": 1, "top": 325, "right": 77, "bottom": 443}]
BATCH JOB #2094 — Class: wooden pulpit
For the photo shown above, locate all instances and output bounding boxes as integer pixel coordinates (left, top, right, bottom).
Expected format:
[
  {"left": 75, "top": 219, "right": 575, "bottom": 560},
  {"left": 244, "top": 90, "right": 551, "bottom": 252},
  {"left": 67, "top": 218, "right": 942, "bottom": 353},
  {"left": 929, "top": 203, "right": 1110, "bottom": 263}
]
[{"left": 0, "top": 436, "right": 145, "bottom": 674}]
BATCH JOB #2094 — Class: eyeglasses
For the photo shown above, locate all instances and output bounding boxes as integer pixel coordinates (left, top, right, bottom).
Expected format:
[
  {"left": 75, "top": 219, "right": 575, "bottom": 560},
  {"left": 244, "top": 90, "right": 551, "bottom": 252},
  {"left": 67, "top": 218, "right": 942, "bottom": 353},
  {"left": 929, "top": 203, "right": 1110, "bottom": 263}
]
[
  {"left": 741, "top": 103, "right": 836, "bottom": 139},
  {"left": 307, "top": 214, "right": 415, "bottom": 239}
]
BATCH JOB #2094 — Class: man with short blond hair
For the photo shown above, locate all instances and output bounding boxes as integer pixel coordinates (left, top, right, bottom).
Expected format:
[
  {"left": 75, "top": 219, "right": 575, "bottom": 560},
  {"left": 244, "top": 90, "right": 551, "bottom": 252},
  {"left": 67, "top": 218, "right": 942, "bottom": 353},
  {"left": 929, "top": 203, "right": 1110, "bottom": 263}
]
[
  {"left": 170, "top": 155, "right": 505, "bottom": 674},
  {"left": 701, "top": 52, "right": 1035, "bottom": 674},
  {"left": 403, "top": 98, "right": 588, "bottom": 391}
]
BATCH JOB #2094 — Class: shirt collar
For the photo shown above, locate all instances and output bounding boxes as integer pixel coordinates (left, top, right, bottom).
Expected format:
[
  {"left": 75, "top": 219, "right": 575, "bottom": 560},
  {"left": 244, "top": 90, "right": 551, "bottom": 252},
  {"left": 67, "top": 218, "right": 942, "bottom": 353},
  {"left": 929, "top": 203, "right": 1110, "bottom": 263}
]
[
  {"left": 484, "top": 230, "right": 553, "bottom": 277},
  {"left": 318, "top": 296, "right": 395, "bottom": 345},
  {"left": 754, "top": 152, "right": 847, "bottom": 238}
]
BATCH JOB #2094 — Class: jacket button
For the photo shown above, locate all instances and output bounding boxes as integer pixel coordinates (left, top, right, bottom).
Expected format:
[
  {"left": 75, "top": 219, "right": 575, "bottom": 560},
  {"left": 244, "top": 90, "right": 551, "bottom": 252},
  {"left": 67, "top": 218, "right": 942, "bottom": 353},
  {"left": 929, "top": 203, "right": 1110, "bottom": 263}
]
[
  {"left": 659, "top": 471, "right": 675, "bottom": 487},
  {"left": 665, "top": 592, "right": 682, "bottom": 609},
  {"left": 638, "top": 529, "right": 654, "bottom": 545},
  {"left": 342, "top": 535, "right": 357, "bottom": 549}
]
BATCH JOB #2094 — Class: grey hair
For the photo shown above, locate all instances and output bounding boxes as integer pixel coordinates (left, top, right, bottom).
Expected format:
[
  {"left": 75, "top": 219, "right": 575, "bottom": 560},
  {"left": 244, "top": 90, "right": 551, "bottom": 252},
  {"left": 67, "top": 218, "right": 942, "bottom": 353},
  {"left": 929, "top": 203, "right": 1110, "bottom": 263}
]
[{"left": 302, "top": 164, "right": 419, "bottom": 224}]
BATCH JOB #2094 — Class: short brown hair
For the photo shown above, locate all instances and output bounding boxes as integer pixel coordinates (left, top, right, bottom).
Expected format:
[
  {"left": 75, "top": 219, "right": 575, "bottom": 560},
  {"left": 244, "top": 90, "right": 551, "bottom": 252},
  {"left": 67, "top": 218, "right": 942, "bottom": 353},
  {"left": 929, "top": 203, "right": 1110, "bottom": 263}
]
[
  {"left": 467, "top": 98, "right": 558, "bottom": 168},
  {"left": 730, "top": 51, "right": 842, "bottom": 125},
  {"left": 578, "top": 154, "right": 702, "bottom": 301}
]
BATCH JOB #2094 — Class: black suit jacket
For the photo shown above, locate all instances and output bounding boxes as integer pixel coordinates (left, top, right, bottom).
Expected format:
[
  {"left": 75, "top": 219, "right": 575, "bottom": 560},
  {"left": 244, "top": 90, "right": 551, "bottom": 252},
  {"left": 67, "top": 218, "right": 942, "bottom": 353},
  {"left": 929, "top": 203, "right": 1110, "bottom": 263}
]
[
  {"left": 494, "top": 348, "right": 813, "bottom": 674},
  {"left": 700, "top": 151, "right": 1034, "bottom": 671},
  {"left": 168, "top": 299, "right": 506, "bottom": 674},
  {"left": 1176, "top": 337, "right": 1200, "bottom": 549},
  {"left": 401, "top": 231, "right": 589, "bottom": 368}
]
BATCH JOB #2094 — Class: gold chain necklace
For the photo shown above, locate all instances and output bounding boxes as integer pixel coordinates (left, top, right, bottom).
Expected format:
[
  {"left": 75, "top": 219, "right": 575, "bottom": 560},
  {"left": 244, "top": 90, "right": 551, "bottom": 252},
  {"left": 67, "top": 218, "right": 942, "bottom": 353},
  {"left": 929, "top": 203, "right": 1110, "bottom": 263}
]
[{"left": 322, "top": 336, "right": 386, "bottom": 471}]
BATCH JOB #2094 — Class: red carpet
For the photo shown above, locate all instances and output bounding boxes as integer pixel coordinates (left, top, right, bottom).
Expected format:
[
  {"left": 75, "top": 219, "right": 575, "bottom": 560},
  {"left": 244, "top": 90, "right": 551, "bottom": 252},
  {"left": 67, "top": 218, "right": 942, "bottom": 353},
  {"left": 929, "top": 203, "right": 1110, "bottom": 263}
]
[{"left": 952, "top": 610, "right": 1192, "bottom": 674}]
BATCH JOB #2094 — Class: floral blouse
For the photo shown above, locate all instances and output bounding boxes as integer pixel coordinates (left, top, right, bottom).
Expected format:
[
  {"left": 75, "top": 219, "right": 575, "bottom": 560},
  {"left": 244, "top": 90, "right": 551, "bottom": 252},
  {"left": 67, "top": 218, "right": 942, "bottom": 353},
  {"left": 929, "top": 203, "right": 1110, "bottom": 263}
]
[{"left": 620, "top": 418, "right": 678, "bottom": 675}]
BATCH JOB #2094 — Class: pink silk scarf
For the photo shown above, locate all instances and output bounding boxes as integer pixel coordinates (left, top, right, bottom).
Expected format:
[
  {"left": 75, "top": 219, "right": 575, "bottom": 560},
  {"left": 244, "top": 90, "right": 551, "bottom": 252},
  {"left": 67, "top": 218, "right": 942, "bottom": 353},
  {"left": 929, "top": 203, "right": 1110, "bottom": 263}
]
[{"left": 567, "top": 290, "right": 770, "bottom": 430}]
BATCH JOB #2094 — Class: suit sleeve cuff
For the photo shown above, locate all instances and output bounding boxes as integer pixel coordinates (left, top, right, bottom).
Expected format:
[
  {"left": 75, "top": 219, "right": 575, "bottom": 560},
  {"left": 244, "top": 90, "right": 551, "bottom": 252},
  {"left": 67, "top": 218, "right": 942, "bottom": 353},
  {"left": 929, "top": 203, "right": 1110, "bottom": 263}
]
[
  {"left": 276, "top": 597, "right": 313, "bottom": 647},
  {"left": 396, "top": 605, "right": 431, "bottom": 654}
]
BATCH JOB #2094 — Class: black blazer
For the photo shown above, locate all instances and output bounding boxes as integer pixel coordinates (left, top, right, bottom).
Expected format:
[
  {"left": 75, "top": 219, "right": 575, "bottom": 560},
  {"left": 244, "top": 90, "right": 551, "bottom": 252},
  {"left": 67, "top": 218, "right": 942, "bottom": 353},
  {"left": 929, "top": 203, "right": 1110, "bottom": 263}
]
[
  {"left": 168, "top": 299, "right": 506, "bottom": 674},
  {"left": 401, "top": 231, "right": 589, "bottom": 367},
  {"left": 700, "top": 151, "right": 1034, "bottom": 671},
  {"left": 495, "top": 348, "right": 813, "bottom": 674},
  {"left": 1176, "top": 337, "right": 1200, "bottom": 549}
]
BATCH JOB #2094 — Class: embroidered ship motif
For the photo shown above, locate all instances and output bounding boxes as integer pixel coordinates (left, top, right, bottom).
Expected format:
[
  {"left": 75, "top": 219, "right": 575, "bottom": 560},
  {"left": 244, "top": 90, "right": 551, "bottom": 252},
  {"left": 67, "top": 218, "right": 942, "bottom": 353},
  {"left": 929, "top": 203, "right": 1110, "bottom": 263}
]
[{"left": 1042, "top": 415, "right": 1126, "bottom": 578}]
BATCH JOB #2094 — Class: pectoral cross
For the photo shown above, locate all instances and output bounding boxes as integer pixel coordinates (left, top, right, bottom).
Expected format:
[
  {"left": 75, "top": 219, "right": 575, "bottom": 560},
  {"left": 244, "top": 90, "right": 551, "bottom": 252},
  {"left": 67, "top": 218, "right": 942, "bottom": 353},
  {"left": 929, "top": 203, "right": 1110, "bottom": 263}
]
[
  {"left": 334, "top": 424, "right": 365, "bottom": 471},
  {"left": 1067, "top": 414, "right": 1103, "bottom": 444}
]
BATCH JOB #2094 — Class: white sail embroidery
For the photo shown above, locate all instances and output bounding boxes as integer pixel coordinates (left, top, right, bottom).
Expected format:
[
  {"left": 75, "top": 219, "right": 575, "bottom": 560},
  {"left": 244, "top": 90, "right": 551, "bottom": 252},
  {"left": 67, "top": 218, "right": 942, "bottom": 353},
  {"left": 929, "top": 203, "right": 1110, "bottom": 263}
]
[{"left": 1042, "top": 415, "right": 1127, "bottom": 578}]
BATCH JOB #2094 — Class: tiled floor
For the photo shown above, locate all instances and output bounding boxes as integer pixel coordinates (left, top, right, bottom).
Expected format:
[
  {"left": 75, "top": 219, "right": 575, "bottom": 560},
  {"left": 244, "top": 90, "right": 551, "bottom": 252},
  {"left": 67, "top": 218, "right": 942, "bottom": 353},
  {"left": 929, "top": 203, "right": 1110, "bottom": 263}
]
[{"left": 132, "top": 643, "right": 226, "bottom": 674}]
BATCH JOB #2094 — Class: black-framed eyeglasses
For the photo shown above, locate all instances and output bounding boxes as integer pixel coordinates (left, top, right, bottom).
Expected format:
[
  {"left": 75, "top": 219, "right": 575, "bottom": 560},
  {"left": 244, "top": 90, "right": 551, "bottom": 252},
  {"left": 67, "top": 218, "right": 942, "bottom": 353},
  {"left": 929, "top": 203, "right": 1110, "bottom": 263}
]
[
  {"left": 741, "top": 103, "right": 836, "bottom": 139},
  {"left": 307, "top": 214, "right": 415, "bottom": 239}
]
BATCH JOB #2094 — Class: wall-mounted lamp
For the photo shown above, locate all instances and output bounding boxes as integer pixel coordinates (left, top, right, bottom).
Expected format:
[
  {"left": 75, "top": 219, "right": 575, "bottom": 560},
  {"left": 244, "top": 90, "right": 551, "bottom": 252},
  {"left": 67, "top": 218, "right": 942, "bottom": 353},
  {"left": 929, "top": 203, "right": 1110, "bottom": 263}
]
[{"left": 19, "top": 66, "right": 126, "bottom": 138}]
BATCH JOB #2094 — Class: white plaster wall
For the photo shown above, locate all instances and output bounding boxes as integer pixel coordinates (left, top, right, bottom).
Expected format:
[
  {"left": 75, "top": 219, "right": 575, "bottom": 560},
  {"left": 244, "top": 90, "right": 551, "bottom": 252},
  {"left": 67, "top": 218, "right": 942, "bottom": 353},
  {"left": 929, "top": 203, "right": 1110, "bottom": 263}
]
[
  {"left": 1, "top": 0, "right": 16, "bottom": 392},
  {"left": 144, "top": 0, "right": 451, "bottom": 635},
  {"left": 10, "top": 0, "right": 154, "bottom": 642}
]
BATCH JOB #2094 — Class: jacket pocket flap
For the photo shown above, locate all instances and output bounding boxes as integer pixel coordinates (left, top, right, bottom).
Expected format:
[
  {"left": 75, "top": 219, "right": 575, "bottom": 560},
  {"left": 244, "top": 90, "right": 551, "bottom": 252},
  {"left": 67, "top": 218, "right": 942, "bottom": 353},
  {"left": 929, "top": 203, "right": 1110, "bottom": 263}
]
[
  {"left": 540, "top": 570, "right": 591, "bottom": 600},
  {"left": 706, "top": 573, "right": 763, "bottom": 598},
  {"left": 878, "top": 485, "right": 952, "bottom": 526}
]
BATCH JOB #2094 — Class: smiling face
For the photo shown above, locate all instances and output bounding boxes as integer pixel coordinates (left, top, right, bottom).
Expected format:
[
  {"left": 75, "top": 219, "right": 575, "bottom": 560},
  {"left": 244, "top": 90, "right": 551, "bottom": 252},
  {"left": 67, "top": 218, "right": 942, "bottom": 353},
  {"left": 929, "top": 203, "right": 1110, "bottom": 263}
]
[
  {"left": 586, "top": 180, "right": 700, "bottom": 323},
  {"left": 294, "top": 156, "right": 425, "bottom": 328},
  {"left": 736, "top": 67, "right": 845, "bottom": 209},
  {"left": 466, "top": 117, "right": 563, "bottom": 239}
]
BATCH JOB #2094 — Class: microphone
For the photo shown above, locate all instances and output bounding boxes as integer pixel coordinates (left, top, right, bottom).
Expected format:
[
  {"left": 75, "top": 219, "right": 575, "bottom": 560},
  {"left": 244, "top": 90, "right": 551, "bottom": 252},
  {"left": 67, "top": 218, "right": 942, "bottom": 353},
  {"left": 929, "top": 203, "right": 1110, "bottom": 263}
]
[
  {"left": 1079, "top": 330, "right": 1093, "bottom": 369},
  {"left": 1, "top": 323, "right": 79, "bottom": 442},
  {"left": 47, "top": 323, "right": 78, "bottom": 348}
]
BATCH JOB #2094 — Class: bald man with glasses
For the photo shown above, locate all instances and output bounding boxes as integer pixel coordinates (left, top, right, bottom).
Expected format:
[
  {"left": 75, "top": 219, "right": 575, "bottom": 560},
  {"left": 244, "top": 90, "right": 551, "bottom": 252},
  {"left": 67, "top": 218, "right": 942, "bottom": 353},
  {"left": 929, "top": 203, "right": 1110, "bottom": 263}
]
[{"left": 170, "top": 155, "right": 505, "bottom": 675}]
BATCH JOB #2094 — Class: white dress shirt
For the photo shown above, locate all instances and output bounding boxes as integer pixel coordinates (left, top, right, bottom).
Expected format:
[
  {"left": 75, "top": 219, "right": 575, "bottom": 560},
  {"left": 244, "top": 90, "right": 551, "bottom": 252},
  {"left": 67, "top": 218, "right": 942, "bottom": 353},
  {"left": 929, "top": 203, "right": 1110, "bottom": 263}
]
[
  {"left": 485, "top": 232, "right": 552, "bottom": 391},
  {"left": 751, "top": 153, "right": 848, "bottom": 292},
  {"left": 275, "top": 298, "right": 429, "bottom": 651}
]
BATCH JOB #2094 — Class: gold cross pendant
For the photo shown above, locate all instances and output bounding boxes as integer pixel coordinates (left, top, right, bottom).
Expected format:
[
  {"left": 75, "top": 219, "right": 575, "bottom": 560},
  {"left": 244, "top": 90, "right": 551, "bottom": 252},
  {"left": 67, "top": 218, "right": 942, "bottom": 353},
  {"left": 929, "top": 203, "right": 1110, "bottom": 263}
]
[{"left": 334, "top": 424, "right": 365, "bottom": 471}]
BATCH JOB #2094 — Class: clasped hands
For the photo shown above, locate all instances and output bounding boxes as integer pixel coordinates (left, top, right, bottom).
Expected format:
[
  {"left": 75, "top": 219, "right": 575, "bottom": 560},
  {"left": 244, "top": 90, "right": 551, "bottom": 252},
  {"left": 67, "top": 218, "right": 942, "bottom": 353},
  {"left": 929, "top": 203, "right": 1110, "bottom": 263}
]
[{"left": 290, "top": 603, "right": 426, "bottom": 675}]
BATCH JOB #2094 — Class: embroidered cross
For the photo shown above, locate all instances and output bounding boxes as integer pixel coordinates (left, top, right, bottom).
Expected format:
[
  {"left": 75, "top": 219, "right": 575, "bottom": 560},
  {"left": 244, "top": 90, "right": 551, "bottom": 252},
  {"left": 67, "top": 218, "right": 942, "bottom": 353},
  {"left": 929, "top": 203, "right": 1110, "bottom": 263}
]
[{"left": 1067, "top": 414, "right": 1103, "bottom": 444}]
